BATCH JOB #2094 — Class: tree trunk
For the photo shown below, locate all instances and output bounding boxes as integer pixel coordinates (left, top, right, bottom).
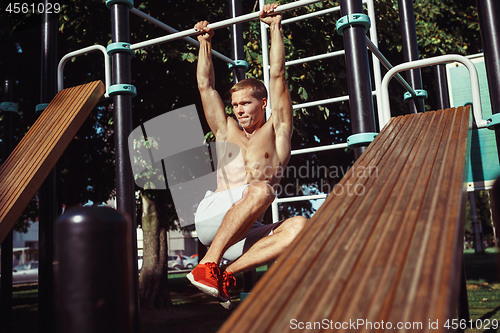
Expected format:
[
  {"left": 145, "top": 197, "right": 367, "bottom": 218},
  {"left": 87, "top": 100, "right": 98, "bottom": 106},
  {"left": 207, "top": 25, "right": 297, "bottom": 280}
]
[{"left": 139, "top": 191, "right": 173, "bottom": 308}]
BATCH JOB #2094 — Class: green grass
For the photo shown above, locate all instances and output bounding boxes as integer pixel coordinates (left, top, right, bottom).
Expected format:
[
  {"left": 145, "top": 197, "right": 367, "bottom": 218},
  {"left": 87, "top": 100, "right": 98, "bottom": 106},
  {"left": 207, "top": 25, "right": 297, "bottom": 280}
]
[{"left": 464, "top": 247, "right": 500, "bottom": 332}]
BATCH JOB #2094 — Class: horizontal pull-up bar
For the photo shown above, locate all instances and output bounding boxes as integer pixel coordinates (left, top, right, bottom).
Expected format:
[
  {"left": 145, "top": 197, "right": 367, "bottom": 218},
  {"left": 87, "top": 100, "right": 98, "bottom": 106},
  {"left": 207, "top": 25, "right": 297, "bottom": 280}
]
[
  {"left": 130, "top": 0, "right": 326, "bottom": 51},
  {"left": 282, "top": 4, "right": 341, "bottom": 25},
  {"left": 130, "top": 8, "right": 235, "bottom": 64}
]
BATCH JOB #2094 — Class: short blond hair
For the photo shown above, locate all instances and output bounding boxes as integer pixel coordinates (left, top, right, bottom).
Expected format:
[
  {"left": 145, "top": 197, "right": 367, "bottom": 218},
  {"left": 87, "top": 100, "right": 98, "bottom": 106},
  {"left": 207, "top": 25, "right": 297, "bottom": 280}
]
[{"left": 230, "top": 78, "right": 267, "bottom": 101}]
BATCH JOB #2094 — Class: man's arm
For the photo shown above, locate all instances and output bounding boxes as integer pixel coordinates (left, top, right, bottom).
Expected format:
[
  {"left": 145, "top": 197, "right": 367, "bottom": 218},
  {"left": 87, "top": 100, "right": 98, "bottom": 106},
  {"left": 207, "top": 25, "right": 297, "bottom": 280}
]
[
  {"left": 195, "top": 21, "right": 228, "bottom": 140},
  {"left": 260, "top": 4, "right": 293, "bottom": 139}
]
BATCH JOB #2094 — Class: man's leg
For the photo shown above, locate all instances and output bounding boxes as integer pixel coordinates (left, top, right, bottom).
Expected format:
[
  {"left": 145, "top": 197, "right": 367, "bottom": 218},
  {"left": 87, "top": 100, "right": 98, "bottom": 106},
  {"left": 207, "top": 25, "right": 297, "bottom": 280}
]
[
  {"left": 199, "top": 182, "right": 275, "bottom": 266},
  {"left": 225, "top": 215, "right": 307, "bottom": 274}
]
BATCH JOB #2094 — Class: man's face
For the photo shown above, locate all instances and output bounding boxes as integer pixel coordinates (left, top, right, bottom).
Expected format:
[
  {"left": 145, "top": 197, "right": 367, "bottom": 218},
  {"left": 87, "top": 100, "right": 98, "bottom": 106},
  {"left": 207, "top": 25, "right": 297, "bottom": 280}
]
[{"left": 231, "top": 88, "right": 267, "bottom": 130}]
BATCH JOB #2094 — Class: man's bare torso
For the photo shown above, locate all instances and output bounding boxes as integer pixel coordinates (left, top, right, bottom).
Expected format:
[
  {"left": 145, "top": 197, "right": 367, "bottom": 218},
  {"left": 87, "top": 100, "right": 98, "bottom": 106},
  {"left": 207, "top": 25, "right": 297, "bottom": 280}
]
[{"left": 214, "top": 117, "right": 290, "bottom": 193}]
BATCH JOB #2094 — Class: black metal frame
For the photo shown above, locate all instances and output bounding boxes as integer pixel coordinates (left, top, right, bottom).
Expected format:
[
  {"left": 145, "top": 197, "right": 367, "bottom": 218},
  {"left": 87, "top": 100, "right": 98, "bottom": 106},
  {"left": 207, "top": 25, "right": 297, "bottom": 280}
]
[
  {"left": 339, "top": 0, "right": 376, "bottom": 160},
  {"left": 109, "top": 3, "right": 140, "bottom": 331},
  {"left": 476, "top": 0, "right": 500, "bottom": 161},
  {"left": 0, "top": 79, "right": 15, "bottom": 333},
  {"left": 397, "top": 0, "right": 425, "bottom": 113},
  {"left": 38, "top": 4, "right": 58, "bottom": 331}
]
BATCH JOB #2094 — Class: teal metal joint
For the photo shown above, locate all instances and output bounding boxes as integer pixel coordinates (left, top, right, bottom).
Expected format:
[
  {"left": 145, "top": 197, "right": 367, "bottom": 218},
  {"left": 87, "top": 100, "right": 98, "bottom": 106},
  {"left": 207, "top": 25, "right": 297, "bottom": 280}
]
[
  {"left": 403, "top": 89, "right": 428, "bottom": 101},
  {"left": 336, "top": 14, "right": 371, "bottom": 36},
  {"left": 487, "top": 113, "right": 500, "bottom": 130},
  {"left": 347, "top": 132, "right": 377, "bottom": 148},
  {"left": 0, "top": 102, "right": 18, "bottom": 113},
  {"left": 35, "top": 103, "right": 50, "bottom": 114},
  {"left": 107, "top": 42, "right": 135, "bottom": 57},
  {"left": 106, "top": 0, "right": 133, "bottom": 10},
  {"left": 228, "top": 60, "right": 249, "bottom": 71},
  {"left": 108, "top": 84, "right": 137, "bottom": 97}
]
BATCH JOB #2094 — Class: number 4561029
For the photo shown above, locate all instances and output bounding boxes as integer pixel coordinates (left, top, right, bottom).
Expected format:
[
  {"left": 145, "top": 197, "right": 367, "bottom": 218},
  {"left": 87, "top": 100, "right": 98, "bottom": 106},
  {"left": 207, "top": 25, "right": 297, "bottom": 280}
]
[{"left": 5, "top": 3, "right": 61, "bottom": 14}]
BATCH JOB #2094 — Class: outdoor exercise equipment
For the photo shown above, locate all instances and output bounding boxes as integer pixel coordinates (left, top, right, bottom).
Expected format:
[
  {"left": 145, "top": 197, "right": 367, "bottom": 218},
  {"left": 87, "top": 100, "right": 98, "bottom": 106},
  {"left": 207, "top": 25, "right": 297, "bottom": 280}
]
[
  {"left": 1, "top": 0, "right": 500, "bottom": 331},
  {"left": 0, "top": 81, "right": 105, "bottom": 243}
]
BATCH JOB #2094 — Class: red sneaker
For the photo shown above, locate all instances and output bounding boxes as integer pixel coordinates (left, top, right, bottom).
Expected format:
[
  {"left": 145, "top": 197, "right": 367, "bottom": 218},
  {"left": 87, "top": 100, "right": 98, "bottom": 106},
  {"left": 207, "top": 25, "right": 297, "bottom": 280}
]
[
  {"left": 219, "top": 270, "right": 236, "bottom": 309},
  {"left": 187, "top": 262, "right": 228, "bottom": 302}
]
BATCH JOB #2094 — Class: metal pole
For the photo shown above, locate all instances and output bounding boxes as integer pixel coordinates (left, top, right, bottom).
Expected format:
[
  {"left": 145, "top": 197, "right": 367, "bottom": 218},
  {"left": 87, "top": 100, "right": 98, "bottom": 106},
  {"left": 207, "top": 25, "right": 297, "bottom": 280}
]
[
  {"left": 339, "top": 0, "right": 376, "bottom": 160},
  {"left": 229, "top": 0, "right": 246, "bottom": 82},
  {"left": 397, "top": 0, "right": 425, "bottom": 113},
  {"left": 0, "top": 79, "right": 15, "bottom": 333},
  {"left": 109, "top": 3, "right": 140, "bottom": 332},
  {"left": 130, "top": 0, "right": 325, "bottom": 51},
  {"left": 433, "top": 64, "right": 450, "bottom": 110},
  {"left": 476, "top": 0, "right": 500, "bottom": 161},
  {"left": 39, "top": 3, "right": 58, "bottom": 331},
  {"left": 229, "top": 0, "right": 256, "bottom": 292}
]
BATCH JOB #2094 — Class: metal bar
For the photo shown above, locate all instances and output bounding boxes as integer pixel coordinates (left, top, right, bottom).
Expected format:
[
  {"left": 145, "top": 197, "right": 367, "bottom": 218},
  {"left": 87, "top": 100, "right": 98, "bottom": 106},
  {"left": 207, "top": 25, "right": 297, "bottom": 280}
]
[
  {"left": 0, "top": 79, "right": 15, "bottom": 333},
  {"left": 476, "top": 0, "right": 500, "bottom": 161},
  {"left": 433, "top": 64, "right": 450, "bottom": 110},
  {"left": 282, "top": 5, "right": 341, "bottom": 25},
  {"left": 130, "top": 0, "right": 326, "bottom": 51},
  {"left": 276, "top": 193, "right": 327, "bottom": 203},
  {"left": 130, "top": 8, "right": 234, "bottom": 65},
  {"left": 398, "top": 0, "right": 425, "bottom": 113},
  {"left": 109, "top": 3, "right": 140, "bottom": 332},
  {"left": 281, "top": 0, "right": 369, "bottom": 25},
  {"left": 365, "top": 37, "right": 415, "bottom": 96},
  {"left": 58, "top": 45, "right": 111, "bottom": 96},
  {"left": 38, "top": 5, "right": 58, "bottom": 332},
  {"left": 230, "top": 0, "right": 246, "bottom": 82},
  {"left": 285, "top": 50, "right": 344, "bottom": 67},
  {"left": 260, "top": 0, "right": 272, "bottom": 120},
  {"left": 340, "top": 0, "right": 376, "bottom": 160},
  {"left": 380, "top": 54, "right": 485, "bottom": 128},
  {"left": 293, "top": 95, "right": 350, "bottom": 109},
  {"left": 291, "top": 142, "right": 348, "bottom": 155},
  {"left": 365, "top": 0, "right": 383, "bottom": 131}
]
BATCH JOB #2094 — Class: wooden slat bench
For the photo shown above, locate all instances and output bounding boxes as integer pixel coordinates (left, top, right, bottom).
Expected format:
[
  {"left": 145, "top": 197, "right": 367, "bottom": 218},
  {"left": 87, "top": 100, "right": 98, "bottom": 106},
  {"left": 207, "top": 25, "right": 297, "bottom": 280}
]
[
  {"left": 0, "top": 81, "right": 105, "bottom": 243},
  {"left": 219, "top": 106, "right": 471, "bottom": 333}
]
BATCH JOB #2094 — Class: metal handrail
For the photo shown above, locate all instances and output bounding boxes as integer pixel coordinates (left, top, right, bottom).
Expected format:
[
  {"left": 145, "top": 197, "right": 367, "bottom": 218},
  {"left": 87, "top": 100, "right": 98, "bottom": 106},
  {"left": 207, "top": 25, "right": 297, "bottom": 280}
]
[
  {"left": 57, "top": 45, "right": 111, "bottom": 97},
  {"left": 380, "top": 54, "right": 486, "bottom": 128}
]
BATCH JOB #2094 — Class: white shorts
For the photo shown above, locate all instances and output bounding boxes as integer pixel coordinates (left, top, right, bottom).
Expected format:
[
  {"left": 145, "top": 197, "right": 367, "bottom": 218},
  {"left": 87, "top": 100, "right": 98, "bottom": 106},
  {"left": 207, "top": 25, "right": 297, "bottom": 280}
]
[{"left": 194, "top": 184, "right": 281, "bottom": 261}]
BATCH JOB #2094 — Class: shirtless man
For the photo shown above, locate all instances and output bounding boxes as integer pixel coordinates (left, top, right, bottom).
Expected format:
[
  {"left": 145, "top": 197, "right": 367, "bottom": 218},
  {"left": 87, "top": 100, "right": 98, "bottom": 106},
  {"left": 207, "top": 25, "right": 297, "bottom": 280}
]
[{"left": 187, "top": 3, "right": 307, "bottom": 309}]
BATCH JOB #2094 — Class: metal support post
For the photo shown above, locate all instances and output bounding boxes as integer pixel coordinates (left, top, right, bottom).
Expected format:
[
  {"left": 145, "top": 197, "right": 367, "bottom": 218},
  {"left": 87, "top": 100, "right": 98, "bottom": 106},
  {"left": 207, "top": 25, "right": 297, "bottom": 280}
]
[
  {"left": 229, "top": 0, "right": 257, "bottom": 294},
  {"left": 339, "top": 0, "right": 377, "bottom": 160},
  {"left": 0, "top": 79, "right": 16, "bottom": 333},
  {"left": 433, "top": 64, "right": 450, "bottom": 110},
  {"left": 476, "top": 0, "right": 500, "bottom": 162},
  {"left": 397, "top": 0, "right": 425, "bottom": 113},
  {"left": 230, "top": 0, "right": 246, "bottom": 82},
  {"left": 109, "top": 2, "right": 140, "bottom": 331},
  {"left": 39, "top": 4, "right": 58, "bottom": 331}
]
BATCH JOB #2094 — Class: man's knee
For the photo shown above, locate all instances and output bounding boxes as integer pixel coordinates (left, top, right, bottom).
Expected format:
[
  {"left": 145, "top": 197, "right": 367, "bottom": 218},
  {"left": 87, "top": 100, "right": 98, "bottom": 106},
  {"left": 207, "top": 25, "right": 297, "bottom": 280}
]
[
  {"left": 283, "top": 216, "right": 307, "bottom": 239},
  {"left": 245, "top": 182, "right": 275, "bottom": 206}
]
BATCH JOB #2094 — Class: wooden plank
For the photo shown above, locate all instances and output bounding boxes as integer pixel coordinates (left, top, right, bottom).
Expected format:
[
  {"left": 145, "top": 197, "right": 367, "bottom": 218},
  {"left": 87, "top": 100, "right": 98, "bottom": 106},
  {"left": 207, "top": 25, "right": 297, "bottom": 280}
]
[
  {"left": 0, "top": 81, "right": 105, "bottom": 243},
  {"left": 218, "top": 107, "right": 470, "bottom": 333}
]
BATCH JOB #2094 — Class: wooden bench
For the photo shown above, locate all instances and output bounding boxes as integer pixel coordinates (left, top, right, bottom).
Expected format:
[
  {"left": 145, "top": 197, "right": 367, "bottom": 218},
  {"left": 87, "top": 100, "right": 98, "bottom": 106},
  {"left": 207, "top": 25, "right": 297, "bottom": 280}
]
[
  {"left": 219, "top": 106, "right": 471, "bottom": 332},
  {"left": 0, "top": 81, "right": 105, "bottom": 243}
]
